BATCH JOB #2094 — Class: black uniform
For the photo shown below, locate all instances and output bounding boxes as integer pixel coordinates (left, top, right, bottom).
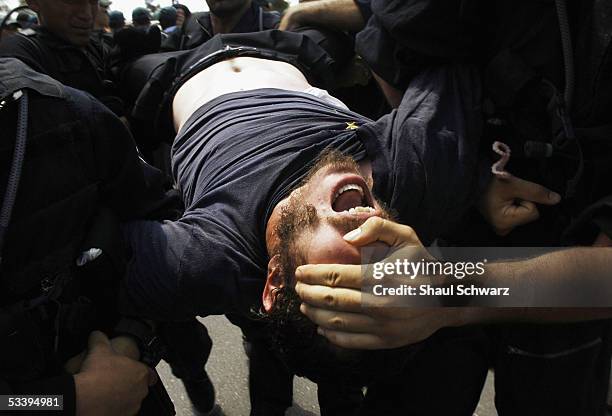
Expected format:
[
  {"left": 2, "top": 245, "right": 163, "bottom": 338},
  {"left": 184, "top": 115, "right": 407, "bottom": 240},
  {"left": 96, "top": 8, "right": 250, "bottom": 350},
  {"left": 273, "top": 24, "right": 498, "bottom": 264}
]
[
  {"left": 0, "top": 27, "right": 124, "bottom": 116},
  {"left": 354, "top": 1, "right": 612, "bottom": 415},
  {"left": 161, "top": 2, "right": 280, "bottom": 51},
  {"left": 0, "top": 58, "right": 170, "bottom": 415}
]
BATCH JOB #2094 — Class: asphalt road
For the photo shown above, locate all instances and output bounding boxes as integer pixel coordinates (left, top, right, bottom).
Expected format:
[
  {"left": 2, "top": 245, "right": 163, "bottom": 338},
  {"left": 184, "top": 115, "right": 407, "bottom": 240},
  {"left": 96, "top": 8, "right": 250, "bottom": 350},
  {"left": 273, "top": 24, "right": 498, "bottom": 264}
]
[{"left": 157, "top": 316, "right": 498, "bottom": 416}]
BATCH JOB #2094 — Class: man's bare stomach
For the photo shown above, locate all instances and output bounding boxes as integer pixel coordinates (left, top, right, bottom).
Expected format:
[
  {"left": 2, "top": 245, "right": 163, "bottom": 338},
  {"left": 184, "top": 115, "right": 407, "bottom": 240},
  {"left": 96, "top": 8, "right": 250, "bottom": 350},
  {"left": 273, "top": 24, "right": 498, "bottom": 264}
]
[{"left": 172, "top": 57, "right": 312, "bottom": 131}]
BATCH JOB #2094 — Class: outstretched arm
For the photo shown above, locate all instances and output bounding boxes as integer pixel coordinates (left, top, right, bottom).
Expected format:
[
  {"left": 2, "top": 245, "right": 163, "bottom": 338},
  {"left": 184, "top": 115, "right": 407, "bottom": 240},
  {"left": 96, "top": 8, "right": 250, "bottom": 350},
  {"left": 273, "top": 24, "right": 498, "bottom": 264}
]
[
  {"left": 295, "top": 217, "right": 612, "bottom": 349},
  {"left": 280, "top": 0, "right": 366, "bottom": 32}
]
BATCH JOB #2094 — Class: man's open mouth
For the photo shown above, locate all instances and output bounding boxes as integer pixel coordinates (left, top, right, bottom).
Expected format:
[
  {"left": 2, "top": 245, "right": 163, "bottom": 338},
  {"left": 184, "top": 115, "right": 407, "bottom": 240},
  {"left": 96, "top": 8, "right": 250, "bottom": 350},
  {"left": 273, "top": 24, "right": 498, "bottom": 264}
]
[{"left": 330, "top": 175, "right": 376, "bottom": 215}]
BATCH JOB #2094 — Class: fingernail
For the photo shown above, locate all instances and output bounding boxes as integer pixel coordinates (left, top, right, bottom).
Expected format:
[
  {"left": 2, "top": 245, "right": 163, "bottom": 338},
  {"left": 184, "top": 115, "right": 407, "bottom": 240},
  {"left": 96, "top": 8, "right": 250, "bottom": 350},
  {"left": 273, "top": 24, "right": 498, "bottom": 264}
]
[
  {"left": 549, "top": 192, "right": 561, "bottom": 203},
  {"left": 343, "top": 227, "right": 361, "bottom": 241},
  {"left": 299, "top": 303, "right": 306, "bottom": 314}
]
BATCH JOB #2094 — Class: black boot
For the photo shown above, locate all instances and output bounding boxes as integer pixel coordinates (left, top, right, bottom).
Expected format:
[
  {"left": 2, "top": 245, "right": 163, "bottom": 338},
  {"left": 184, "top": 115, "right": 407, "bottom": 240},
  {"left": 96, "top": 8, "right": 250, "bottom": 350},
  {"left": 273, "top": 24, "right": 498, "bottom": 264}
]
[{"left": 182, "top": 371, "right": 217, "bottom": 416}]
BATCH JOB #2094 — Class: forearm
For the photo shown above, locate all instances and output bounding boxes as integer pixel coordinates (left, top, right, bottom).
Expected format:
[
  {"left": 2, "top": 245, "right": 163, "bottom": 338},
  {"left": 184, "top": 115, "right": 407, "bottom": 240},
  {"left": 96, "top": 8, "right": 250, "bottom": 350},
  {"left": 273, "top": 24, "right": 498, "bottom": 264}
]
[
  {"left": 283, "top": 0, "right": 366, "bottom": 32},
  {"left": 464, "top": 247, "right": 612, "bottom": 324}
]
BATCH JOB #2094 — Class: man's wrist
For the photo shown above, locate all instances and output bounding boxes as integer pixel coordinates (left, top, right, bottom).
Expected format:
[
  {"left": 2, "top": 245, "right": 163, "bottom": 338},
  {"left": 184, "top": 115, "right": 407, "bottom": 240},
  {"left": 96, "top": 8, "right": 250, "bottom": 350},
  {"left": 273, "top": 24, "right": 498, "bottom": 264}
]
[{"left": 74, "top": 373, "right": 96, "bottom": 416}]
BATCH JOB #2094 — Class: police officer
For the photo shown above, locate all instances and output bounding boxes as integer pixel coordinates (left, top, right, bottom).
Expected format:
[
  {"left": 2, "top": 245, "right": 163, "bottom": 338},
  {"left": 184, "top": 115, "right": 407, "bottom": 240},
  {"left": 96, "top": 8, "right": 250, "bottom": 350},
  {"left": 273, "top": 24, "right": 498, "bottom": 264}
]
[
  {"left": 0, "top": 0, "right": 126, "bottom": 116},
  {"left": 108, "top": 10, "right": 125, "bottom": 33},
  {"left": 161, "top": 0, "right": 280, "bottom": 51},
  {"left": 0, "top": 57, "right": 167, "bottom": 415}
]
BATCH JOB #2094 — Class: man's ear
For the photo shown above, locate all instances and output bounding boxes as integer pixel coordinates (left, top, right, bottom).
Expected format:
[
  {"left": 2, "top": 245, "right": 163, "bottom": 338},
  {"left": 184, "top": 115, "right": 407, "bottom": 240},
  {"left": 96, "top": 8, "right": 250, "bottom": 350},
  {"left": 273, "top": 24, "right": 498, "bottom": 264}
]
[{"left": 263, "top": 254, "right": 283, "bottom": 313}]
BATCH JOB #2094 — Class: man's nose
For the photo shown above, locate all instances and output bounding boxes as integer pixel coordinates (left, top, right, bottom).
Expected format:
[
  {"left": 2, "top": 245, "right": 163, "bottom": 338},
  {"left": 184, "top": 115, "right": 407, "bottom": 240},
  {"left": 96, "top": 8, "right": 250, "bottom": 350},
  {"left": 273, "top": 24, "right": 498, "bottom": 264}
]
[{"left": 73, "top": 2, "right": 96, "bottom": 23}]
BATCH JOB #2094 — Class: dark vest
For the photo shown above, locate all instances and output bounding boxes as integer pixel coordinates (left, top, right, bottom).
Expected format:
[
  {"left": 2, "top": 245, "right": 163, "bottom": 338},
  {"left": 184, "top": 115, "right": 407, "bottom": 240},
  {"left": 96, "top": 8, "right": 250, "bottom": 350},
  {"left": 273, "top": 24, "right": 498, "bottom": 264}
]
[{"left": 0, "top": 27, "right": 123, "bottom": 115}]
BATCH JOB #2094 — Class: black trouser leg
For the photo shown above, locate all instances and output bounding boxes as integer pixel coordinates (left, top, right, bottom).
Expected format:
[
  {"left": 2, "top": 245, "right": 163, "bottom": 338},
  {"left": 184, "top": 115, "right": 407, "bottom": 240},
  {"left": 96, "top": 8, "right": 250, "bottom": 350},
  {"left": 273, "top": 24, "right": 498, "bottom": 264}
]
[
  {"left": 245, "top": 338, "right": 294, "bottom": 416},
  {"left": 492, "top": 321, "right": 612, "bottom": 416},
  {"left": 360, "top": 328, "right": 488, "bottom": 416},
  {"left": 317, "top": 380, "right": 363, "bottom": 416},
  {"left": 159, "top": 319, "right": 213, "bottom": 381}
]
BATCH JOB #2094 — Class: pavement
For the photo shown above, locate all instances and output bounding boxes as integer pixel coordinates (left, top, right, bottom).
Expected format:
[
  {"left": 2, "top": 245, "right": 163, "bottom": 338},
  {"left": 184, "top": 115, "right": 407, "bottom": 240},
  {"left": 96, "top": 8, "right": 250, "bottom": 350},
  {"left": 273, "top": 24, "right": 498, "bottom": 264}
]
[{"left": 158, "top": 315, "right": 499, "bottom": 416}]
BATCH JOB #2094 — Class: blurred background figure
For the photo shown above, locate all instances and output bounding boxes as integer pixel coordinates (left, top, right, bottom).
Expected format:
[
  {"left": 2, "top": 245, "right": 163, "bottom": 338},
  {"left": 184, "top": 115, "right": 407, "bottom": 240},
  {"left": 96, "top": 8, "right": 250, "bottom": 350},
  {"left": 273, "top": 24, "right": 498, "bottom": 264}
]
[
  {"left": 109, "top": 10, "right": 125, "bottom": 33},
  {"left": 161, "top": 0, "right": 280, "bottom": 51},
  {"left": 172, "top": 3, "right": 191, "bottom": 28},
  {"left": 132, "top": 6, "right": 151, "bottom": 31},
  {"left": 94, "top": 0, "right": 111, "bottom": 33},
  {"left": 253, "top": 0, "right": 289, "bottom": 13},
  {"left": 16, "top": 11, "right": 36, "bottom": 29},
  {"left": 158, "top": 6, "right": 178, "bottom": 34}
]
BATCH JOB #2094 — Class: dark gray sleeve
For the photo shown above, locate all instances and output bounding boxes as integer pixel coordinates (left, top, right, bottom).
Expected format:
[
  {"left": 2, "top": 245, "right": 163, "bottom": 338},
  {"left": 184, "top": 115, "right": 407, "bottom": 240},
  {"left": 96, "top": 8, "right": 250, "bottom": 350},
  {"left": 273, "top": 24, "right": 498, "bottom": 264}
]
[
  {"left": 370, "top": 65, "right": 483, "bottom": 243},
  {"left": 120, "top": 220, "right": 194, "bottom": 321},
  {"left": 355, "top": 0, "right": 477, "bottom": 89},
  {"left": 120, "top": 218, "right": 246, "bottom": 320}
]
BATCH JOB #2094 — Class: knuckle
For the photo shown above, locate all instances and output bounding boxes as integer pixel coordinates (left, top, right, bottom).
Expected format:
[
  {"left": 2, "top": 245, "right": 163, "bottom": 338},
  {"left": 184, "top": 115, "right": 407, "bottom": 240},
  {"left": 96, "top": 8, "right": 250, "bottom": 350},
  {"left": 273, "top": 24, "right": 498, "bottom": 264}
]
[
  {"left": 368, "top": 216, "right": 384, "bottom": 231},
  {"left": 329, "top": 317, "right": 344, "bottom": 329},
  {"left": 327, "top": 270, "right": 341, "bottom": 287},
  {"left": 323, "top": 293, "right": 336, "bottom": 307}
]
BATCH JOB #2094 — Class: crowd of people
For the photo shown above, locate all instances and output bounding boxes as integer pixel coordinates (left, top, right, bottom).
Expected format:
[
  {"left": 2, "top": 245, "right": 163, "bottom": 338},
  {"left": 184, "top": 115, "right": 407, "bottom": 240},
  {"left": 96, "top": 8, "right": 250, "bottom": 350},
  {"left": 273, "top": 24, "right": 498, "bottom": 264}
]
[{"left": 1, "top": 0, "right": 612, "bottom": 415}]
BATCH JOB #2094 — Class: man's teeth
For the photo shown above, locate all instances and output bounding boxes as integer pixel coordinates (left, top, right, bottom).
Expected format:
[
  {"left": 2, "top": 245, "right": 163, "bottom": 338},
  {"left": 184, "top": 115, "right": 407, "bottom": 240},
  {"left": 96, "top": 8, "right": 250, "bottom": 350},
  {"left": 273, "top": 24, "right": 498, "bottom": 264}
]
[
  {"left": 333, "top": 183, "right": 374, "bottom": 213},
  {"left": 346, "top": 206, "right": 375, "bottom": 214},
  {"left": 334, "top": 183, "right": 364, "bottom": 201}
]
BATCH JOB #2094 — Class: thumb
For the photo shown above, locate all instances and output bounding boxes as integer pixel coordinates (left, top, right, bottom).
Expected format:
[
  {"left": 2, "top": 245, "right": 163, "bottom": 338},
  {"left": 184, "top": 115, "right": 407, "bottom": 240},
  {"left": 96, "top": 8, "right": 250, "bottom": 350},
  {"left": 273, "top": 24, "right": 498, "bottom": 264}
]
[
  {"left": 509, "top": 176, "right": 561, "bottom": 205},
  {"left": 343, "top": 216, "right": 421, "bottom": 248},
  {"left": 86, "top": 331, "right": 113, "bottom": 356}
]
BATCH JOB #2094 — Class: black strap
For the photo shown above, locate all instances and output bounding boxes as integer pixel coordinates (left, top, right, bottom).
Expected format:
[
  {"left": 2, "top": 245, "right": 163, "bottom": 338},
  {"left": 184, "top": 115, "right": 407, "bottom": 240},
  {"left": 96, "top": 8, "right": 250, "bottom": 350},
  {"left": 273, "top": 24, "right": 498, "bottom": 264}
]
[{"left": 0, "top": 90, "right": 28, "bottom": 266}]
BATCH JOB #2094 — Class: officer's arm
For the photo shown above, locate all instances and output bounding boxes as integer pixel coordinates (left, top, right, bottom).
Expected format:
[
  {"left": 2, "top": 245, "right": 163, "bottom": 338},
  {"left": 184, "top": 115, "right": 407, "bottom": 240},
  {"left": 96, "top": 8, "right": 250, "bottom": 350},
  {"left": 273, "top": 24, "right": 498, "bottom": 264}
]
[
  {"left": 280, "top": 0, "right": 367, "bottom": 32},
  {"left": 83, "top": 93, "right": 176, "bottom": 220},
  {"left": 295, "top": 218, "right": 612, "bottom": 349}
]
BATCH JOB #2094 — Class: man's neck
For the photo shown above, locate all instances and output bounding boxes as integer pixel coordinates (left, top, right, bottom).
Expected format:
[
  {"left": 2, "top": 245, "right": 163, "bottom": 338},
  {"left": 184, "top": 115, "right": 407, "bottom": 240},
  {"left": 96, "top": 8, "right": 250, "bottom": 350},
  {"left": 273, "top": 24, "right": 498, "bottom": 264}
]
[{"left": 210, "top": 1, "right": 252, "bottom": 34}]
